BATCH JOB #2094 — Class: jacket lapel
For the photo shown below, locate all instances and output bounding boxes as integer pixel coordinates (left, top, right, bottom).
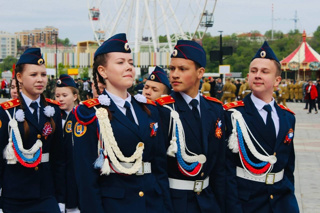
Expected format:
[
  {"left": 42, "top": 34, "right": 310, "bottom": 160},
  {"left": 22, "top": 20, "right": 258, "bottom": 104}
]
[
  {"left": 199, "top": 96, "right": 213, "bottom": 155},
  {"left": 21, "top": 98, "right": 42, "bottom": 132}
]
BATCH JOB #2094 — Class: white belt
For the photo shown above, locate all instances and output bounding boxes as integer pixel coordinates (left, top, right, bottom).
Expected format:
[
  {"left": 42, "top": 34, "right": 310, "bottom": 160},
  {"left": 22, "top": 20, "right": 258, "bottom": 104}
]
[
  {"left": 236, "top": 167, "right": 284, "bottom": 185},
  {"left": 224, "top": 91, "right": 231, "bottom": 93},
  {"left": 169, "top": 177, "right": 209, "bottom": 192},
  {"left": 244, "top": 90, "right": 251, "bottom": 92},
  {"left": 203, "top": 91, "right": 210, "bottom": 93},
  {"left": 110, "top": 162, "right": 151, "bottom": 175}
]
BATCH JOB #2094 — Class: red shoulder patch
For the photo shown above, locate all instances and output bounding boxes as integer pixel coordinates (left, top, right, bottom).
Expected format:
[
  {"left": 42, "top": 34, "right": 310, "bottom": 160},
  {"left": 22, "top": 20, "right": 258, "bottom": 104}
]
[
  {"left": 279, "top": 104, "right": 295, "bottom": 115},
  {"left": 202, "top": 95, "right": 223, "bottom": 104},
  {"left": 0, "top": 99, "right": 21, "bottom": 110},
  {"left": 146, "top": 99, "right": 156, "bottom": 106},
  {"left": 82, "top": 98, "right": 100, "bottom": 108},
  {"left": 155, "top": 95, "right": 175, "bottom": 106},
  {"left": 45, "top": 98, "right": 61, "bottom": 106},
  {"left": 223, "top": 101, "right": 244, "bottom": 110}
]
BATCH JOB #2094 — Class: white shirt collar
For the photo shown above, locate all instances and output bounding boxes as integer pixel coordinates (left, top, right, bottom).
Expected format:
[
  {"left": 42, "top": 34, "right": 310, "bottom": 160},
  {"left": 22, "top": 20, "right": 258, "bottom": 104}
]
[
  {"left": 251, "top": 93, "right": 276, "bottom": 112},
  {"left": 21, "top": 92, "right": 41, "bottom": 107},
  {"left": 106, "top": 91, "right": 132, "bottom": 109},
  {"left": 180, "top": 92, "right": 200, "bottom": 106}
]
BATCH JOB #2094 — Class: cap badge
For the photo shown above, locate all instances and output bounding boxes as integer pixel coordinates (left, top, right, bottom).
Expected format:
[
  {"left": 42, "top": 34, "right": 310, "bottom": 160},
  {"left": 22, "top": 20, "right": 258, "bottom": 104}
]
[
  {"left": 172, "top": 49, "right": 178, "bottom": 57},
  {"left": 260, "top": 50, "right": 266, "bottom": 58},
  {"left": 150, "top": 74, "right": 155, "bottom": 80},
  {"left": 57, "top": 79, "right": 62, "bottom": 85},
  {"left": 37, "top": 58, "right": 44, "bottom": 65},
  {"left": 124, "top": 43, "right": 130, "bottom": 51}
]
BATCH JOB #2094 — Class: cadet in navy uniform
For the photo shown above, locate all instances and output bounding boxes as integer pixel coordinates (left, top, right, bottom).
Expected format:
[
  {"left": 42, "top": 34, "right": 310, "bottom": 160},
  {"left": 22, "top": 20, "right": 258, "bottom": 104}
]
[
  {"left": 0, "top": 48, "right": 65, "bottom": 213},
  {"left": 156, "top": 40, "right": 226, "bottom": 213},
  {"left": 224, "top": 41, "right": 299, "bottom": 213},
  {"left": 55, "top": 74, "right": 81, "bottom": 213},
  {"left": 72, "top": 33, "right": 172, "bottom": 213},
  {"left": 142, "top": 66, "right": 171, "bottom": 101}
]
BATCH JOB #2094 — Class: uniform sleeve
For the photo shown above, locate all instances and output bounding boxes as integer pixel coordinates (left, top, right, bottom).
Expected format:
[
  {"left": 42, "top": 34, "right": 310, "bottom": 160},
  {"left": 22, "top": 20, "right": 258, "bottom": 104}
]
[
  {"left": 284, "top": 116, "right": 296, "bottom": 187},
  {"left": 0, "top": 108, "right": 10, "bottom": 209},
  {"left": 150, "top": 107, "right": 174, "bottom": 213},
  {"left": 72, "top": 107, "right": 105, "bottom": 213},
  {"left": 224, "top": 109, "right": 243, "bottom": 213},
  {"left": 209, "top": 105, "right": 226, "bottom": 213},
  {"left": 51, "top": 105, "right": 67, "bottom": 203}
]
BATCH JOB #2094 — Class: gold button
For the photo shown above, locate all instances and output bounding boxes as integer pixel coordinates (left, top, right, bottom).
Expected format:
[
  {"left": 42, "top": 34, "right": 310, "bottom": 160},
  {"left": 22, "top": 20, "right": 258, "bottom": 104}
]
[
  {"left": 37, "top": 134, "right": 41, "bottom": 139},
  {"left": 201, "top": 172, "right": 204, "bottom": 177},
  {"left": 34, "top": 166, "right": 39, "bottom": 171},
  {"left": 270, "top": 194, "right": 274, "bottom": 199},
  {"left": 197, "top": 192, "right": 201, "bottom": 195},
  {"left": 139, "top": 191, "right": 144, "bottom": 197},
  {"left": 273, "top": 152, "right": 276, "bottom": 156}
]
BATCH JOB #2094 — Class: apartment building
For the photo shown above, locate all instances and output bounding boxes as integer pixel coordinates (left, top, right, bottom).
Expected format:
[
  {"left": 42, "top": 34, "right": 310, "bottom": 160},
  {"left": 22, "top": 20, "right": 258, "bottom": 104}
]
[
  {"left": 0, "top": 31, "right": 17, "bottom": 60},
  {"left": 15, "top": 26, "right": 59, "bottom": 47}
]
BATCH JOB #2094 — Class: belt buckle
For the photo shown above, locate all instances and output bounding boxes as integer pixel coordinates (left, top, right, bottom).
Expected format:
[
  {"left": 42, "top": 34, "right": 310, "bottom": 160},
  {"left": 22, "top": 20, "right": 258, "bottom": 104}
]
[
  {"left": 265, "top": 173, "right": 275, "bottom": 185},
  {"left": 136, "top": 162, "right": 144, "bottom": 176},
  {"left": 193, "top": 180, "right": 204, "bottom": 192}
]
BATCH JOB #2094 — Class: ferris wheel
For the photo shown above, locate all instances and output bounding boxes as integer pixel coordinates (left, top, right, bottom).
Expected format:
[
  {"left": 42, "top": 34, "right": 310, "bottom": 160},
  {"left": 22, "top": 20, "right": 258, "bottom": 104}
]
[{"left": 87, "top": 0, "right": 217, "bottom": 53}]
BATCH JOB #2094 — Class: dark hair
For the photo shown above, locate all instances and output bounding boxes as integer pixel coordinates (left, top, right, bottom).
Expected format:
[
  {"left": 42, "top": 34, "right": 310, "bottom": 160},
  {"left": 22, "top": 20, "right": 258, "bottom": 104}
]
[
  {"left": 92, "top": 53, "right": 151, "bottom": 117},
  {"left": 15, "top": 64, "right": 56, "bottom": 139}
]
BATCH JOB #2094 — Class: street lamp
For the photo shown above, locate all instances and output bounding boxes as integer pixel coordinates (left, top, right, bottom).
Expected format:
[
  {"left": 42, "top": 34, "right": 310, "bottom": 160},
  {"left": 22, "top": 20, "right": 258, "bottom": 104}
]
[{"left": 218, "top": 31, "right": 223, "bottom": 65}]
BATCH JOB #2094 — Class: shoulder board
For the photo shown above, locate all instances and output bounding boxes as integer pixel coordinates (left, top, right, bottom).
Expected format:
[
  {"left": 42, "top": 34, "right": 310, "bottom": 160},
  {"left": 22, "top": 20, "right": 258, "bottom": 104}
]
[
  {"left": 155, "top": 95, "right": 175, "bottom": 106},
  {"left": 82, "top": 98, "right": 100, "bottom": 108},
  {"left": 223, "top": 101, "right": 245, "bottom": 110},
  {"left": 45, "top": 98, "right": 61, "bottom": 106},
  {"left": 202, "top": 95, "right": 223, "bottom": 104},
  {"left": 278, "top": 104, "right": 295, "bottom": 115},
  {"left": 145, "top": 99, "right": 156, "bottom": 106},
  {"left": 0, "top": 99, "right": 21, "bottom": 110}
]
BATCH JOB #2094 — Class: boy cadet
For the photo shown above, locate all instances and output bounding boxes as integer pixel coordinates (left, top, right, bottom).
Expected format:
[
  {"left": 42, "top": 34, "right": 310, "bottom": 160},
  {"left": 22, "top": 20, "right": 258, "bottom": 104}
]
[
  {"left": 142, "top": 66, "right": 171, "bottom": 101},
  {"left": 224, "top": 41, "right": 299, "bottom": 213},
  {"left": 156, "top": 40, "right": 226, "bottom": 213}
]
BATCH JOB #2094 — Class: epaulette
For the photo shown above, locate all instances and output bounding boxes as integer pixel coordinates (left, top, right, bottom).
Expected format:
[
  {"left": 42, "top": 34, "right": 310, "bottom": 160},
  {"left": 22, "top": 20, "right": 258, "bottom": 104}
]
[
  {"left": 202, "top": 95, "right": 223, "bottom": 104},
  {"left": 82, "top": 98, "right": 100, "bottom": 108},
  {"left": 45, "top": 98, "right": 61, "bottom": 106},
  {"left": 145, "top": 99, "right": 156, "bottom": 106},
  {"left": 0, "top": 99, "right": 21, "bottom": 110},
  {"left": 279, "top": 104, "right": 295, "bottom": 115},
  {"left": 223, "top": 101, "right": 245, "bottom": 110},
  {"left": 155, "top": 95, "right": 175, "bottom": 106}
]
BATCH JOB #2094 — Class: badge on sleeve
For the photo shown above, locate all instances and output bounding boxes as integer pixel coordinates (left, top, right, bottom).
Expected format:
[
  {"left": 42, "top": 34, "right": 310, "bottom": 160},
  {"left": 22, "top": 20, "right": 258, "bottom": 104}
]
[
  {"left": 0, "top": 119, "right": 2, "bottom": 129},
  {"left": 150, "top": 122, "right": 158, "bottom": 137},
  {"left": 65, "top": 120, "right": 72, "bottom": 133},
  {"left": 74, "top": 122, "right": 87, "bottom": 137},
  {"left": 284, "top": 128, "right": 294, "bottom": 144},
  {"left": 42, "top": 122, "right": 53, "bottom": 140},
  {"left": 215, "top": 119, "right": 222, "bottom": 139}
]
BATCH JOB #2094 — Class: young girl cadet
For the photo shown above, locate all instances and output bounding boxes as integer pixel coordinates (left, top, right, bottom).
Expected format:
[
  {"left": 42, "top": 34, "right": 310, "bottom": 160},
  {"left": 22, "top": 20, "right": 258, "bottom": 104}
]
[
  {"left": 72, "top": 33, "right": 172, "bottom": 213},
  {"left": 0, "top": 48, "right": 65, "bottom": 213},
  {"left": 55, "top": 74, "right": 80, "bottom": 213}
]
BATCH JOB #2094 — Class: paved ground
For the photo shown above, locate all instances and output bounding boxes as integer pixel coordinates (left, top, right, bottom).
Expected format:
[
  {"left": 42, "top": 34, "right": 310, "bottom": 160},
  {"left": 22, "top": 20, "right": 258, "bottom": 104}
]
[
  {"left": 287, "top": 101, "right": 320, "bottom": 213},
  {"left": 0, "top": 98, "right": 319, "bottom": 212}
]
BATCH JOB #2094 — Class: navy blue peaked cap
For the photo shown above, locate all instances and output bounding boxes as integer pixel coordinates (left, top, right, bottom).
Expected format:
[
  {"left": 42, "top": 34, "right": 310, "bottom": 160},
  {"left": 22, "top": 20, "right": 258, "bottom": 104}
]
[
  {"left": 16, "top": 48, "right": 45, "bottom": 66},
  {"left": 171, "top": 40, "right": 206, "bottom": 68},
  {"left": 56, "top": 74, "right": 77, "bottom": 88},
  {"left": 94, "top": 33, "right": 131, "bottom": 59},
  {"left": 147, "top": 66, "right": 171, "bottom": 90},
  {"left": 252, "top": 41, "right": 280, "bottom": 63}
]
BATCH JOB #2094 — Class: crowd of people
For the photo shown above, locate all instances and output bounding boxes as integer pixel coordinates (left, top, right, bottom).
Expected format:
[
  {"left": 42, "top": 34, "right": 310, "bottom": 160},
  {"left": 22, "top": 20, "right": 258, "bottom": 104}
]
[{"left": 0, "top": 33, "right": 310, "bottom": 213}]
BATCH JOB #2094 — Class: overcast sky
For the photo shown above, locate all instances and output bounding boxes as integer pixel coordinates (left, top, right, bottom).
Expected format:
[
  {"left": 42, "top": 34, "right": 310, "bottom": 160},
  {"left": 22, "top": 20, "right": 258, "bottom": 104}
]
[{"left": 0, "top": 0, "right": 318, "bottom": 44}]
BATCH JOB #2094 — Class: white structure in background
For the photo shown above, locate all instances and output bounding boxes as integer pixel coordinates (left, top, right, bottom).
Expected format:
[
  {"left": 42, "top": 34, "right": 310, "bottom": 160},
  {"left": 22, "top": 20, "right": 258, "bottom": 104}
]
[
  {"left": 87, "top": 0, "right": 217, "bottom": 53},
  {"left": 0, "top": 31, "right": 17, "bottom": 60}
]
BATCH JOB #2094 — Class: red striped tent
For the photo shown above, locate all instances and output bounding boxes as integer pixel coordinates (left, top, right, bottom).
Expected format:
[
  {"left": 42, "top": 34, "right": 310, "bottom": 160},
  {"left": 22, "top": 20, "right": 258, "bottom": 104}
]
[{"left": 281, "top": 31, "right": 320, "bottom": 72}]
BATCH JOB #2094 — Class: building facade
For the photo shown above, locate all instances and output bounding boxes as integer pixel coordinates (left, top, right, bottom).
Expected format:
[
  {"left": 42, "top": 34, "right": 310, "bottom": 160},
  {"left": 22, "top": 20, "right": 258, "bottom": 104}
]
[
  {"left": 0, "top": 31, "right": 17, "bottom": 60},
  {"left": 15, "top": 26, "right": 59, "bottom": 47}
]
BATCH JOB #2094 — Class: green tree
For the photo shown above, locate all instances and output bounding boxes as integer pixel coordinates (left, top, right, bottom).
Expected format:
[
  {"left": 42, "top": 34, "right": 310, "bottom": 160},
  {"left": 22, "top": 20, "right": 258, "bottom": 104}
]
[{"left": 0, "top": 56, "right": 18, "bottom": 72}]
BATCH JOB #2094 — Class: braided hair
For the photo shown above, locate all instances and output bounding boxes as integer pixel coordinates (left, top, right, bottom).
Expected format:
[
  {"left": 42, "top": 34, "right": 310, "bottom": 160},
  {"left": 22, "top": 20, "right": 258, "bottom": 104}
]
[{"left": 15, "top": 64, "right": 56, "bottom": 139}]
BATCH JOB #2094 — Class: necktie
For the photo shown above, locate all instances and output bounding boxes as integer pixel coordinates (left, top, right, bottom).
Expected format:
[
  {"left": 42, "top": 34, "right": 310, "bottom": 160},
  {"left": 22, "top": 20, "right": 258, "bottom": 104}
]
[
  {"left": 30, "top": 102, "right": 39, "bottom": 123},
  {"left": 190, "top": 99, "right": 200, "bottom": 120},
  {"left": 190, "top": 99, "right": 202, "bottom": 142},
  {"left": 124, "top": 101, "right": 135, "bottom": 124},
  {"left": 263, "top": 104, "right": 276, "bottom": 143}
]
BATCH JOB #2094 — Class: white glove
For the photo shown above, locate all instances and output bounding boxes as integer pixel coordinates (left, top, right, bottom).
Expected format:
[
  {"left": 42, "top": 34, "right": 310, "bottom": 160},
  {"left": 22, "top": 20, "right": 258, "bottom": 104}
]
[
  {"left": 59, "top": 203, "right": 66, "bottom": 213},
  {"left": 242, "top": 91, "right": 245, "bottom": 94},
  {"left": 66, "top": 207, "right": 80, "bottom": 213},
  {"left": 279, "top": 94, "right": 282, "bottom": 97},
  {"left": 0, "top": 209, "right": 3, "bottom": 213}
]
